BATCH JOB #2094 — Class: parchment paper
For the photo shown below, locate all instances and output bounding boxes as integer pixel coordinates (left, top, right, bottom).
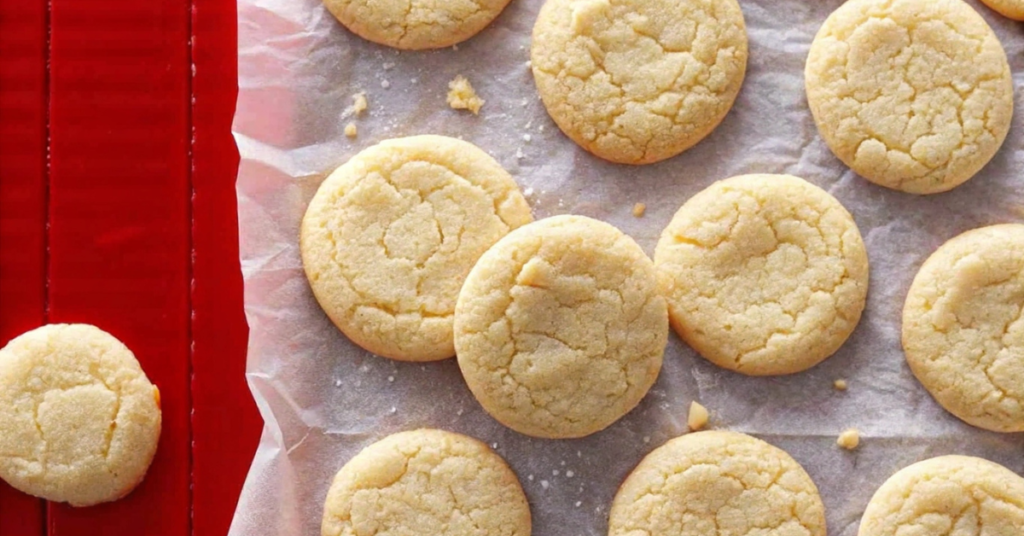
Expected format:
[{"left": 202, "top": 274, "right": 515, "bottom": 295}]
[{"left": 230, "top": 1, "right": 1024, "bottom": 534}]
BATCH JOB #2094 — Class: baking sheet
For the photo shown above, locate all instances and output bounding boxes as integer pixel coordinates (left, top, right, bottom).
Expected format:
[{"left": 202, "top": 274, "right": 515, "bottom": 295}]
[{"left": 230, "top": 0, "right": 1024, "bottom": 534}]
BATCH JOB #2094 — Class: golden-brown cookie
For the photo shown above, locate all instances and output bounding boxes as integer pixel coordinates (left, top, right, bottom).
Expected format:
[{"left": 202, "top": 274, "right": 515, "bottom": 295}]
[
  {"left": 902, "top": 224, "right": 1024, "bottom": 433},
  {"left": 301, "top": 135, "right": 532, "bottom": 362},
  {"left": 805, "top": 0, "right": 1013, "bottom": 194},
  {"left": 454, "top": 215, "right": 667, "bottom": 438},
  {"left": 321, "top": 429, "right": 531, "bottom": 536},
  {"left": 531, "top": 0, "right": 748, "bottom": 164},
  {"left": 609, "top": 431, "right": 827, "bottom": 536},
  {"left": 654, "top": 174, "right": 869, "bottom": 376},
  {"left": 0, "top": 324, "right": 162, "bottom": 507},
  {"left": 324, "top": 0, "right": 513, "bottom": 50},
  {"left": 859, "top": 456, "right": 1024, "bottom": 536}
]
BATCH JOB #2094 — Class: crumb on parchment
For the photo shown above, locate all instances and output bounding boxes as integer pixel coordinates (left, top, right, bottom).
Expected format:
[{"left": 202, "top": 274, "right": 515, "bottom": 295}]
[
  {"left": 834, "top": 379, "right": 848, "bottom": 391},
  {"left": 344, "top": 122, "right": 357, "bottom": 138},
  {"left": 632, "top": 203, "right": 646, "bottom": 217},
  {"left": 687, "top": 401, "right": 709, "bottom": 431},
  {"left": 447, "top": 75, "right": 484, "bottom": 115},
  {"left": 837, "top": 428, "right": 860, "bottom": 450},
  {"left": 349, "top": 92, "right": 368, "bottom": 116}
]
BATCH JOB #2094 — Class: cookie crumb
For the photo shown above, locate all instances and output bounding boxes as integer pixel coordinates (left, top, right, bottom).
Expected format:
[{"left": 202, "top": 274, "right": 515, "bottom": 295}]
[
  {"left": 688, "top": 401, "right": 709, "bottom": 431},
  {"left": 837, "top": 428, "right": 860, "bottom": 450},
  {"left": 528, "top": 474, "right": 534, "bottom": 481},
  {"left": 347, "top": 92, "right": 368, "bottom": 117},
  {"left": 566, "top": 470, "right": 574, "bottom": 478},
  {"left": 380, "top": 79, "right": 390, "bottom": 89},
  {"left": 632, "top": 202, "right": 646, "bottom": 217},
  {"left": 452, "top": 44, "right": 459, "bottom": 51},
  {"left": 344, "top": 122, "right": 358, "bottom": 138},
  {"left": 834, "top": 378, "right": 848, "bottom": 391},
  {"left": 575, "top": 501, "right": 582, "bottom": 507},
  {"left": 523, "top": 133, "right": 532, "bottom": 143},
  {"left": 387, "top": 375, "right": 394, "bottom": 382},
  {"left": 552, "top": 470, "right": 559, "bottom": 476},
  {"left": 642, "top": 436, "right": 650, "bottom": 444},
  {"left": 447, "top": 75, "right": 484, "bottom": 115},
  {"left": 540, "top": 480, "right": 550, "bottom": 490}
]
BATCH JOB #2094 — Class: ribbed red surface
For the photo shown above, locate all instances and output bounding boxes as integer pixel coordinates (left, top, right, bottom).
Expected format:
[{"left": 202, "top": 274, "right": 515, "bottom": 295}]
[{"left": 0, "top": 0, "right": 258, "bottom": 533}]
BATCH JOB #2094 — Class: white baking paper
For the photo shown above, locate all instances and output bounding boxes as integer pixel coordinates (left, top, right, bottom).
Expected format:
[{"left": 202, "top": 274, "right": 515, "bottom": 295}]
[{"left": 230, "top": 1, "right": 1024, "bottom": 534}]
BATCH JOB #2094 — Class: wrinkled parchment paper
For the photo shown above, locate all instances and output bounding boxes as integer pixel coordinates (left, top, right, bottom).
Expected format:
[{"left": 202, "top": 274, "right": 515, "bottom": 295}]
[{"left": 231, "top": 1, "right": 1024, "bottom": 534}]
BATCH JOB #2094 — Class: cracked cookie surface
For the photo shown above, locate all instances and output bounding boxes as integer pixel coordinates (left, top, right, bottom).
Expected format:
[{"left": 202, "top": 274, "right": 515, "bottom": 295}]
[
  {"left": 321, "top": 429, "right": 531, "bottom": 536},
  {"left": 323, "top": 0, "right": 512, "bottom": 50},
  {"left": 454, "top": 215, "right": 667, "bottom": 438},
  {"left": 0, "top": 324, "right": 162, "bottom": 507},
  {"left": 902, "top": 224, "right": 1024, "bottom": 433},
  {"left": 654, "top": 174, "right": 869, "bottom": 376},
  {"left": 805, "top": 0, "right": 1013, "bottom": 194},
  {"left": 301, "top": 135, "right": 532, "bottom": 362},
  {"left": 530, "top": 0, "right": 747, "bottom": 165},
  {"left": 609, "top": 430, "right": 826, "bottom": 536},
  {"left": 859, "top": 456, "right": 1024, "bottom": 536},
  {"left": 980, "top": 0, "right": 1024, "bottom": 20}
]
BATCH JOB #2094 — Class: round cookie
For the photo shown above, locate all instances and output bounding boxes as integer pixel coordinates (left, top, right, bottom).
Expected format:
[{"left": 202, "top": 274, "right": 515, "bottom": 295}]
[
  {"left": 301, "top": 135, "right": 532, "bottom": 362},
  {"left": 859, "top": 456, "right": 1024, "bottom": 536},
  {"left": 981, "top": 0, "right": 1024, "bottom": 20},
  {"left": 454, "top": 215, "right": 667, "bottom": 438},
  {"left": 323, "top": 0, "right": 513, "bottom": 50},
  {"left": 530, "top": 0, "right": 748, "bottom": 165},
  {"left": 609, "top": 430, "right": 827, "bottom": 536},
  {"left": 321, "top": 429, "right": 531, "bottom": 536},
  {"left": 654, "top": 174, "right": 869, "bottom": 376},
  {"left": 902, "top": 224, "right": 1024, "bottom": 433},
  {"left": 805, "top": 0, "right": 1013, "bottom": 194},
  {"left": 0, "top": 324, "right": 162, "bottom": 507}
]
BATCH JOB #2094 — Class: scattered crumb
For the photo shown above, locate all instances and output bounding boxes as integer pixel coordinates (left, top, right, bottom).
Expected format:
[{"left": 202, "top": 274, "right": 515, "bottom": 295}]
[
  {"left": 560, "top": 460, "right": 566, "bottom": 466},
  {"left": 452, "top": 44, "right": 459, "bottom": 51},
  {"left": 837, "top": 428, "right": 860, "bottom": 450},
  {"left": 523, "top": 187, "right": 534, "bottom": 197},
  {"left": 346, "top": 92, "right": 368, "bottom": 118},
  {"left": 389, "top": 406, "right": 396, "bottom": 414},
  {"left": 380, "top": 79, "right": 390, "bottom": 89},
  {"left": 516, "top": 147, "right": 525, "bottom": 160},
  {"left": 566, "top": 470, "right": 574, "bottom": 478},
  {"left": 456, "top": 408, "right": 464, "bottom": 416},
  {"left": 447, "top": 75, "right": 485, "bottom": 115},
  {"left": 642, "top": 436, "right": 650, "bottom": 444},
  {"left": 523, "top": 133, "right": 532, "bottom": 143},
  {"left": 632, "top": 202, "right": 646, "bottom": 218},
  {"left": 410, "top": 78, "right": 418, "bottom": 84},
  {"left": 688, "top": 401, "right": 709, "bottom": 431},
  {"left": 576, "top": 450, "right": 581, "bottom": 458},
  {"left": 575, "top": 501, "right": 582, "bottom": 508},
  {"left": 382, "top": 61, "right": 395, "bottom": 70},
  {"left": 334, "top": 379, "right": 342, "bottom": 387},
  {"left": 527, "top": 474, "right": 534, "bottom": 481},
  {"left": 387, "top": 375, "right": 394, "bottom": 382},
  {"left": 521, "top": 98, "right": 529, "bottom": 107},
  {"left": 492, "top": 442, "right": 498, "bottom": 449},
  {"left": 834, "top": 379, "right": 848, "bottom": 391},
  {"left": 525, "top": 60, "right": 532, "bottom": 68},
  {"left": 540, "top": 480, "right": 550, "bottom": 490},
  {"left": 539, "top": 125, "right": 545, "bottom": 132},
  {"left": 344, "top": 122, "right": 357, "bottom": 138}
]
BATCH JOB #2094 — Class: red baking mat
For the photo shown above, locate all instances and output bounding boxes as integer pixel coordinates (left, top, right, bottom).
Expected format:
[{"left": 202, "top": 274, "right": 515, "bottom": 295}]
[{"left": 0, "top": 0, "right": 261, "bottom": 534}]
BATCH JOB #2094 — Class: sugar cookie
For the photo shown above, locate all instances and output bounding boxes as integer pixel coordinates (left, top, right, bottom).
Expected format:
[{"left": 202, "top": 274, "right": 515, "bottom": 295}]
[
  {"left": 902, "top": 224, "right": 1024, "bottom": 433},
  {"left": 859, "top": 456, "right": 1024, "bottom": 536},
  {"left": 531, "top": 0, "right": 748, "bottom": 165},
  {"left": 981, "top": 0, "right": 1024, "bottom": 20},
  {"left": 609, "top": 431, "right": 826, "bottom": 536},
  {"left": 301, "top": 135, "right": 532, "bottom": 362},
  {"left": 321, "top": 429, "right": 531, "bottom": 536},
  {"left": 805, "top": 0, "right": 1013, "bottom": 194},
  {"left": 454, "top": 215, "right": 667, "bottom": 438},
  {"left": 323, "top": 0, "right": 513, "bottom": 50},
  {"left": 654, "top": 174, "right": 869, "bottom": 376},
  {"left": 0, "top": 324, "right": 162, "bottom": 507}
]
